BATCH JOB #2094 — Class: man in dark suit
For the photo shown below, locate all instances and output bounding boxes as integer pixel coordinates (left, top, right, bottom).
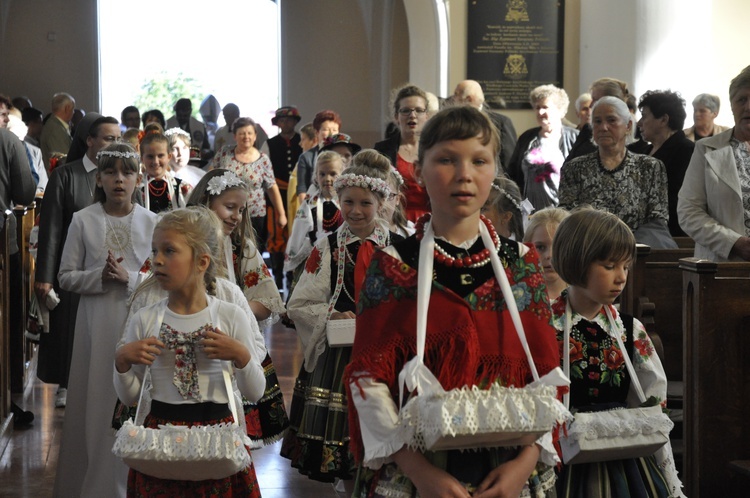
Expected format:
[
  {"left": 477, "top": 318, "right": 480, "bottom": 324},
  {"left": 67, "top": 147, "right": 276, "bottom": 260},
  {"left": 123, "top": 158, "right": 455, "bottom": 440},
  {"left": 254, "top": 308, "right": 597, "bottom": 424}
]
[
  {"left": 453, "top": 80, "right": 517, "bottom": 174},
  {"left": 0, "top": 127, "right": 37, "bottom": 425}
]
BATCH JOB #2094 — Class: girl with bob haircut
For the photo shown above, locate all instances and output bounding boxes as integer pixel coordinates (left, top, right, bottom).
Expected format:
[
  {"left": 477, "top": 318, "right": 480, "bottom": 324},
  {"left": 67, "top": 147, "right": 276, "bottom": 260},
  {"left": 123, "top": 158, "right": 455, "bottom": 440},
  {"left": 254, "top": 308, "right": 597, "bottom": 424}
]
[
  {"left": 550, "top": 207, "right": 684, "bottom": 497},
  {"left": 345, "top": 105, "right": 563, "bottom": 497}
]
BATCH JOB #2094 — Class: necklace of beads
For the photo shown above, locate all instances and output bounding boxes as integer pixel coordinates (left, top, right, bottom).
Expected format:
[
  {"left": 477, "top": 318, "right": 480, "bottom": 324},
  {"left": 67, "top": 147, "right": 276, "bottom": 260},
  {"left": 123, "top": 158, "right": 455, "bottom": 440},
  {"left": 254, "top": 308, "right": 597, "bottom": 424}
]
[
  {"left": 322, "top": 209, "right": 343, "bottom": 231},
  {"left": 414, "top": 214, "right": 501, "bottom": 269},
  {"left": 148, "top": 179, "right": 168, "bottom": 197}
]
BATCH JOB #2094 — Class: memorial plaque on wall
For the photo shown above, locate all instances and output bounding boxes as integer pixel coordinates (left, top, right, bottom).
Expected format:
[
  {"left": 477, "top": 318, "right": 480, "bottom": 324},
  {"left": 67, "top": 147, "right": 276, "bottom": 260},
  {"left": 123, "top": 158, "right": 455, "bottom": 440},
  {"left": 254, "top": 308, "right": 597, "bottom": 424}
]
[{"left": 467, "top": 1, "right": 564, "bottom": 110}]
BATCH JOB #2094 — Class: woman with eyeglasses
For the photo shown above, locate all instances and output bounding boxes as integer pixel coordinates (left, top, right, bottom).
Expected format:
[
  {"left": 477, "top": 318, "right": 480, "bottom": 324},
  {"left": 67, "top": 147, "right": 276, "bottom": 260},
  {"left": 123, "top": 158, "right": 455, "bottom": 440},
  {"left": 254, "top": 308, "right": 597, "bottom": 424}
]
[
  {"left": 507, "top": 84, "right": 578, "bottom": 211},
  {"left": 374, "top": 84, "right": 431, "bottom": 222}
]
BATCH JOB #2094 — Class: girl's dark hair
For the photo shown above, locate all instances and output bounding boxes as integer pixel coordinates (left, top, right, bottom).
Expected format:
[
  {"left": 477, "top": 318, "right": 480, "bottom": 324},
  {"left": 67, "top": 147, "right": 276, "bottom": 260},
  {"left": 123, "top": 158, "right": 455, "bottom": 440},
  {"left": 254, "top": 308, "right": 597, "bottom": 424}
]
[
  {"left": 552, "top": 207, "right": 636, "bottom": 287},
  {"left": 94, "top": 142, "right": 141, "bottom": 204},
  {"left": 141, "top": 109, "right": 166, "bottom": 129},
  {"left": 187, "top": 169, "right": 257, "bottom": 279},
  {"left": 417, "top": 106, "right": 500, "bottom": 166}
]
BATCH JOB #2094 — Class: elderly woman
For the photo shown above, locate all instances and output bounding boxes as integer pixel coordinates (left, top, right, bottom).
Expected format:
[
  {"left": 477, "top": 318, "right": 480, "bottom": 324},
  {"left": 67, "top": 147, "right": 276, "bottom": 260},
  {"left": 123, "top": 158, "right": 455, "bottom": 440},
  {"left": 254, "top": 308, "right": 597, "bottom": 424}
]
[
  {"left": 678, "top": 65, "right": 750, "bottom": 261},
  {"left": 683, "top": 93, "right": 730, "bottom": 142},
  {"left": 374, "top": 84, "right": 431, "bottom": 222},
  {"left": 508, "top": 84, "right": 578, "bottom": 210},
  {"left": 574, "top": 92, "right": 592, "bottom": 130},
  {"left": 636, "top": 90, "right": 695, "bottom": 236},
  {"left": 559, "top": 96, "right": 672, "bottom": 247},
  {"left": 208, "top": 116, "right": 287, "bottom": 238}
]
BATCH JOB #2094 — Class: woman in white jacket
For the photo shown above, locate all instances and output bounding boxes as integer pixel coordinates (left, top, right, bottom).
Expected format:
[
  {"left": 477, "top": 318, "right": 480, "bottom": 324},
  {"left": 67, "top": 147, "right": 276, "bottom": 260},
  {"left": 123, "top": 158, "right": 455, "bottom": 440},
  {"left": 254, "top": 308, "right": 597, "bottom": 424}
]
[{"left": 678, "top": 64, "right": 750, "bottom": 261}]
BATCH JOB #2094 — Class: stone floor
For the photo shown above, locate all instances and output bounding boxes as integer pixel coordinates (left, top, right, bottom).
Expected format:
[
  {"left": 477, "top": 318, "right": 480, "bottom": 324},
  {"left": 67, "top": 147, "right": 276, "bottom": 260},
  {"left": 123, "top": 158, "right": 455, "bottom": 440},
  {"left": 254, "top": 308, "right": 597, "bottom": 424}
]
[{"left": 0, "top": 321, "right": 343, "bottom": 498}]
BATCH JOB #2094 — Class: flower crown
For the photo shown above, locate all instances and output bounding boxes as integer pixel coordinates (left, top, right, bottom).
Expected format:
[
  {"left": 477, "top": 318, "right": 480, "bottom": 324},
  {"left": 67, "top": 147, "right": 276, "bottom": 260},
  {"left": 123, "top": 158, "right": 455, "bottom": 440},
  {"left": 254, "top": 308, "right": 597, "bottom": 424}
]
[
  {"left": 206, "top": 171, "right": 246, "bottom": 196},
  {"left": 96, "top": 149, "right": 139, "bottom": 160},
  {"left": 164, "top": 127, "right": 190, "bottom": 138},
  {"left": 334, "top": 173, "right": 392, "bottom": 198},
  {"left": 491, "top": 183, "right": 523, "bottom": 212},
  {"left": 390, "top": 166, "right": 404, "bottom": 188}
]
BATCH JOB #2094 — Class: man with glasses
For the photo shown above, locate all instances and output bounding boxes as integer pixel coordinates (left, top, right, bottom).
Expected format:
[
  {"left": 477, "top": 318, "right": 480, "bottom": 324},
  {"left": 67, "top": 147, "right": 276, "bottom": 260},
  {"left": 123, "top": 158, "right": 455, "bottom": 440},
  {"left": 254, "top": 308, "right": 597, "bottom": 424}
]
[{"left": 34, "top": 115, "right": 120, "bottom": 409}]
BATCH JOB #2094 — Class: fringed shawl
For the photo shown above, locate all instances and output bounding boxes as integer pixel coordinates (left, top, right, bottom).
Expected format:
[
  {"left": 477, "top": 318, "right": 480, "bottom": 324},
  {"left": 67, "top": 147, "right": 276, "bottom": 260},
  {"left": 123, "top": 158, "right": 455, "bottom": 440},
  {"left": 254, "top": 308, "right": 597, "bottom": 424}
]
[{"left": 344, "top": 242, "right": 560, "bottom": 462}]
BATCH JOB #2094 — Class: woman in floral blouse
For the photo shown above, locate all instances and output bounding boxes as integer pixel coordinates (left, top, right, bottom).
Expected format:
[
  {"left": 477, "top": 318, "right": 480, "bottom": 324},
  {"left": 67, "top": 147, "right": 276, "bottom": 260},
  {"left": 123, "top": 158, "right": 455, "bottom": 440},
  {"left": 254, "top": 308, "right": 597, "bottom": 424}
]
[
  {"left": 559, "top": 97, "right": 671, "bottom": 246},
  {"left": 208, "top": 117, "right": 287, "bottom": 240}
]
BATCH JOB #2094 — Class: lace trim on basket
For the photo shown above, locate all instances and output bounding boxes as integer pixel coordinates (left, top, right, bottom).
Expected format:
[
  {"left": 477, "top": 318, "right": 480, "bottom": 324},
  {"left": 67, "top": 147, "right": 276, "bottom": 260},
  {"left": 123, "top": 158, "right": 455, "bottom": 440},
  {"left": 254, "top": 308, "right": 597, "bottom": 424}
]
[
  {"left": 398, "top": 383, "right": 572, "bottom": 452},
  {"left": 565, "top": 408, "right": 675, "bottom": 441},
  {"left": 113, "top": 419, "right": 252, "bottom": 462}
]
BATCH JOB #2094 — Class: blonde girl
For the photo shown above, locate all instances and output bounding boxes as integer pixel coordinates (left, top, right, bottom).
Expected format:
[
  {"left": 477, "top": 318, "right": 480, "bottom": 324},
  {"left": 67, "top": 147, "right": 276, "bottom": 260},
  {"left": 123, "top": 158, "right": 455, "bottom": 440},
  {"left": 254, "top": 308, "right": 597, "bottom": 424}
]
[
  {"left": 523, "top": 207, "right": 569, "bottom": 301},
  {"left": 281, "top": 149, "right": 404, "bottom": 484},
  {"left": 187, "top": 169, "right": 289, "bottom": 446},
  {"left": 54, "top": 143, "right": 156, "bottom": 498},
  {"left": 284, "top": 150, "right": 345, "bottom": 278},
  {"left": 114, "top": 207, "right": 266, "bottom": 496}
]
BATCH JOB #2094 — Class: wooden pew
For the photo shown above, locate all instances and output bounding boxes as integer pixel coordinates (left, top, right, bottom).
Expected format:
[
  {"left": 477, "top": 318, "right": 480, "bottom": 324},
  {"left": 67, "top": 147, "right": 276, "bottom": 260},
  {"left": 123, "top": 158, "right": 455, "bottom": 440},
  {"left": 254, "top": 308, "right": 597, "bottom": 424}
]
[
  {"left": 0, "top": 210, "right": 13, "bottom": 454},
  {"left": 11, "top": 204, "right": 36, "bottom": 392},
  {"left": 620, "top": 243, "right": 694, "bottom": 381},
  {"left": 681, "top": 257, "right": 750, "bottom": 497}
]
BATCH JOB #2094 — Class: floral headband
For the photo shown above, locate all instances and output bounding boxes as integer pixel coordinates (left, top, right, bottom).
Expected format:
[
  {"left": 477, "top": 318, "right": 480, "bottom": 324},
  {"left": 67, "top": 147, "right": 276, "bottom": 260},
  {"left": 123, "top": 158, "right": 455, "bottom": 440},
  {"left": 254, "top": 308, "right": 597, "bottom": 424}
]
[
  {"left": 491, "top": 183, "right": 523, "bottom": 212},
  {"left": 206, "top": 171, "right": 246, "bottom": 196},
  {"left": 390, "top": 166, "right": 404, "bottom": 188},
  {"left": 96, "top": 149, "right": 139, "bottom": 160},
  {"left": 334, "top": 173, "right": 392, "bottom": 198},
  {"left": 164, "top": 127, "right": 190, "bottom": 138}
]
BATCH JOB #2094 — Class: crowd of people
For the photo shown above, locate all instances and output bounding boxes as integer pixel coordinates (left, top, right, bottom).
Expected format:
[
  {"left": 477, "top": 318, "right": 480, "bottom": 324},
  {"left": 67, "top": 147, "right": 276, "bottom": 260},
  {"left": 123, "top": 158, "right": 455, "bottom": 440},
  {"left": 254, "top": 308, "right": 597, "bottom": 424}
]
[{"left": 3, "top": 64, "right": 750, "bottom": 498}]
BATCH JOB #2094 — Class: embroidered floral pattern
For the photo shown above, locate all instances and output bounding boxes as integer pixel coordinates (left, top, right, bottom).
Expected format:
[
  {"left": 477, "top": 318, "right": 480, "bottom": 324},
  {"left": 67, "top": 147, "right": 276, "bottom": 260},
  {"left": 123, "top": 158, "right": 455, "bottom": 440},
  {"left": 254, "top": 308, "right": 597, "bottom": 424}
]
[
  {"left": 242, "top": 262, "right": 272, "bottom": 289},
  {"left": 634, "top": 329, "right": 655, "bottom": 361},
  {"left": 139, "top": 258, "right": 152, "bottom": 274},
  {"left": 559, "top": 150, "right": 669, "bottom": 230},
  {"left": 305, "top": 246, "right": 322, "bottom": 274},
  {"left": 159, "top": 322, "right": 214, "bottom": 401}
]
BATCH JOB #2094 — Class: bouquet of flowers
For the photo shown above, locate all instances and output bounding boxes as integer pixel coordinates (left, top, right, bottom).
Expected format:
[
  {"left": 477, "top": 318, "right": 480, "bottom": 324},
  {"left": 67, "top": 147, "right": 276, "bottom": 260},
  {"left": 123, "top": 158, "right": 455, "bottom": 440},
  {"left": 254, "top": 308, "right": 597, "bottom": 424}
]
[{"left": 526, "top": 146, "right": 562, "bottom": 183}]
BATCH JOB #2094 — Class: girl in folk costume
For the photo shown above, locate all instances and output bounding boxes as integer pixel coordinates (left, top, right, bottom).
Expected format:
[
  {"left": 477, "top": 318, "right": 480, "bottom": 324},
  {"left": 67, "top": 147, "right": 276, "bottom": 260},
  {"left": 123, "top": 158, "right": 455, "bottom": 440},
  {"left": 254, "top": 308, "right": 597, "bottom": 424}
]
[
  {"left": 284, "top": 151, "right": 345, "bottom": 289},
  {"left": 114, "top": 208, "right": 266, "bottom": 497},
  {"left": 482, "top": 176, "right": 528, "bottom": 241},
  {"left": 140, "top": 133, "right": 188, "bottom": 214},
  {"left": 550, "top": 208, "right": 684, "bottom": 497},
  {"left": 187, "top": 169, "right": 290, "bottom": 445},
  {"left": 281, "top": 150, "right": 404, "bottom": 484},
  {"left": 54, "top": 143, "right": 157, "bottom": 498},
  {"left": 344, "top": 106, "right": 563, "bottom": 497}
]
